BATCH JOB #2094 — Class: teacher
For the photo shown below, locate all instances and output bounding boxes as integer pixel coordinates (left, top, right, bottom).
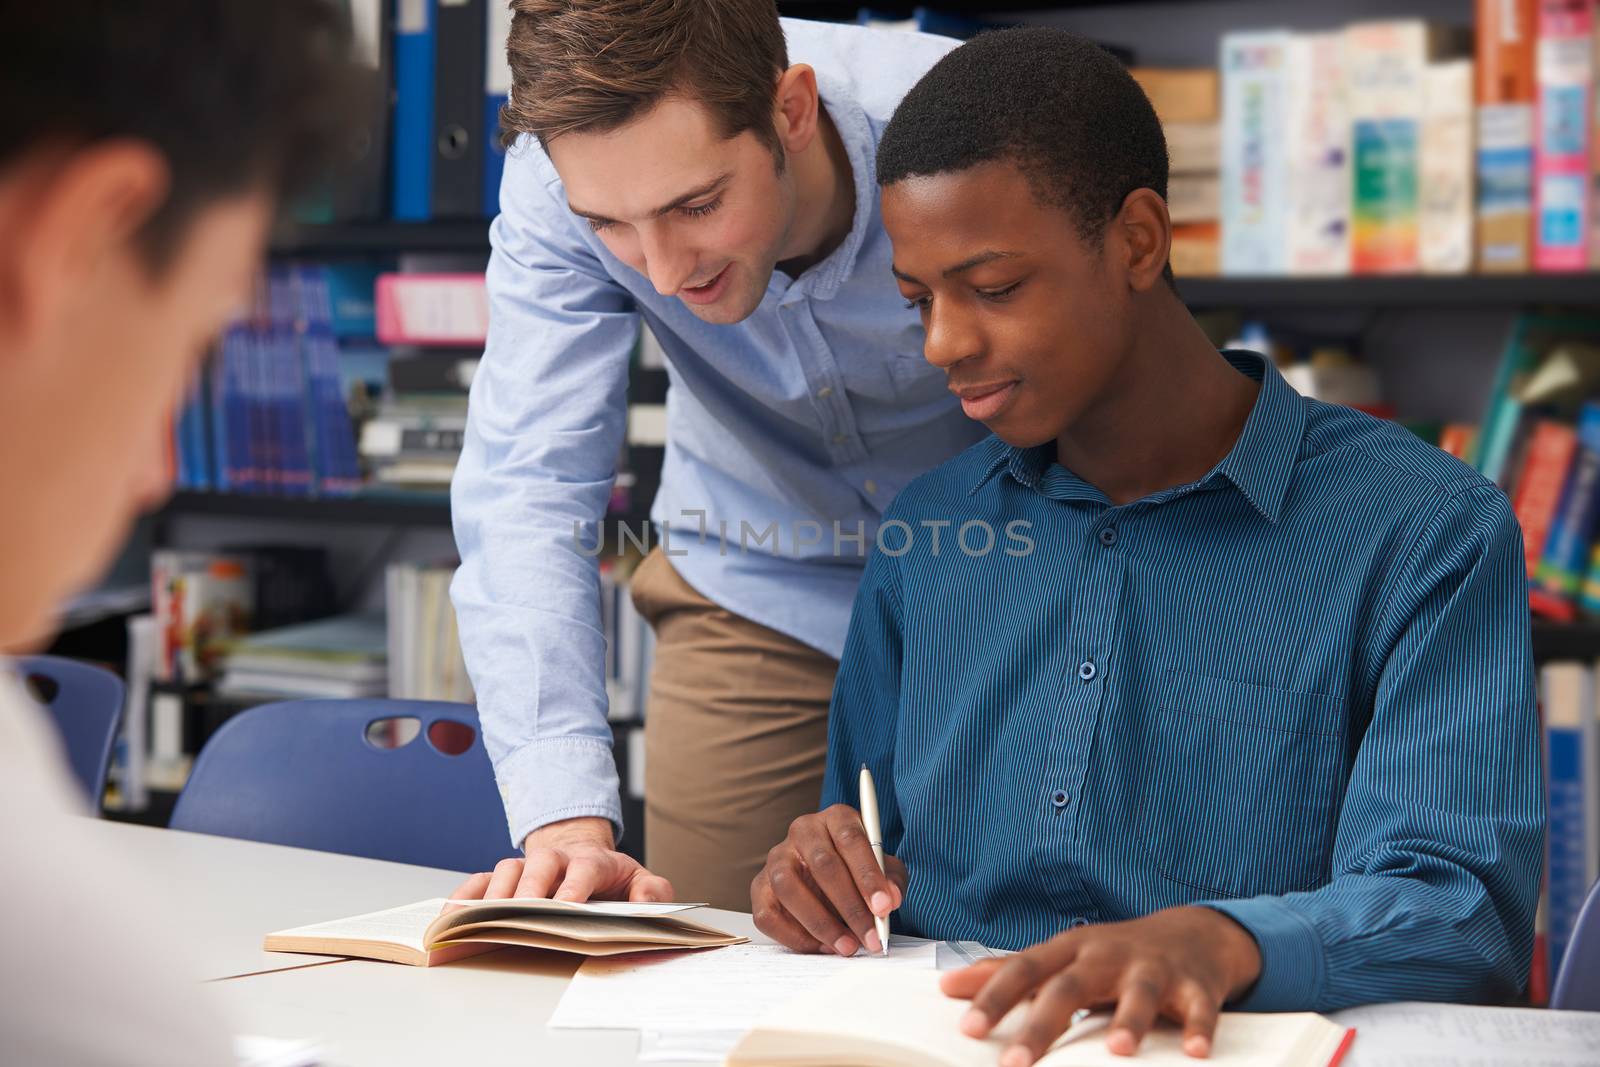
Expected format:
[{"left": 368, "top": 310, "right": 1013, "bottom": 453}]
[{"left": 451, "top": 1, "right": 981, "bottom": 909}]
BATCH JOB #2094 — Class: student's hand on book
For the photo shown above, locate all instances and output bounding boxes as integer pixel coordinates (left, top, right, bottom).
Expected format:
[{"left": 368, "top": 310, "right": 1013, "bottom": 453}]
[
  {"left": 447, "top": 816, "right": 673, "bottom": 906},
  {"left": 750, "top": 804, "right": 907, "bottom": 957},
  {"left": 939, "top": 906, "right": 1262, "bottom": 1065}
]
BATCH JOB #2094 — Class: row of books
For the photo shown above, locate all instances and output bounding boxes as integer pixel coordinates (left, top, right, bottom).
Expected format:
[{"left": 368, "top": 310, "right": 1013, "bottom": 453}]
[
  {"left": 387, "top": 562, "right": 474, "bottom": 704},
  {"left": 1178, "top": 2, "right": 1600, "bottom": 277},
  {"left": 171, "top": 266, "right": 364, "bottom": 497},
  {"left": 1536, "top": 659, "right": 1600, "bottom": 1001},
  {"left": 305, "top": 0, "right": 512, "bottom": 224},
  {"left": 1469, "top": 315, "right": 1600, "bottom": 620}
]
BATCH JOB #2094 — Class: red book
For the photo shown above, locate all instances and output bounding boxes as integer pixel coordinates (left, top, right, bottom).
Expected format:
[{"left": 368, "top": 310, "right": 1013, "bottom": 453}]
[{"left": 1511, "top": 419, "right": 1580, "bottom": 577}]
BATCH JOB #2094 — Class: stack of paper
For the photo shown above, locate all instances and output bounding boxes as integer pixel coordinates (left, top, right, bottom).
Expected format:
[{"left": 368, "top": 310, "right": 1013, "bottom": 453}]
[{"left": 548, "top": 939, "right": 939, "bottom": 1063}]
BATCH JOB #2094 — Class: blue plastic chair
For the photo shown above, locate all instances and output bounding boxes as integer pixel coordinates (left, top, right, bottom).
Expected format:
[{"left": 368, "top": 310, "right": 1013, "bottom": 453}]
[
  {"left": 170, "top": 699, "right": 512, "bottom": 872},
  {"left": 1552, "top": 875, "right": 1600, "bottom": 1011},
  {"left": 14, "top": 654, "right": 124, "bottom": 807}
]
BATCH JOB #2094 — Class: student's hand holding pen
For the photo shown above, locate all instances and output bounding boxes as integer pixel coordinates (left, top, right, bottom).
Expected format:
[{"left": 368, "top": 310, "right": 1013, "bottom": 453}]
[{"left": 750, "top": 804, "right": 907, "bottom": 957}]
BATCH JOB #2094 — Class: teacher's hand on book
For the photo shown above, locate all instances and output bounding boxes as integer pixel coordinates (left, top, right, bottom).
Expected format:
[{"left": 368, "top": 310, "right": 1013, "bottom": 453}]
[
  {"left": 448, "top": 816, "right": 674, "bottom": 904},
  {"left": 750, "top": 804, "right": 907, "bottom": 957},
  {"left": 939, "top": 906, "right": 1263, "bottom": 1065}
]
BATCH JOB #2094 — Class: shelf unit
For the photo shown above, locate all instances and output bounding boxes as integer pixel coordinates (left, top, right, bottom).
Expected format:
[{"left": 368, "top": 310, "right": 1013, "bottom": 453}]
[
  {"left": 271, "top": 221, "right": 1600, "bottom": 307},
  {"left": 160, "top": 489, "right": 453, "bottom": 526}
]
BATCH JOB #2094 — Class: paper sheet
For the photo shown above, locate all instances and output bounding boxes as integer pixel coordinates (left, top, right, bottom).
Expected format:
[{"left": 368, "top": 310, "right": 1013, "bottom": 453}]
[
  {"left": 233, "top": 1035, "right": 324, "bottom": 1067},
  {"left": 547, "top": 938, "right": 938, "bottom": 1034},
  {"left": 1333, "top": 1001, "right": 1600, "bottom": 1066}
]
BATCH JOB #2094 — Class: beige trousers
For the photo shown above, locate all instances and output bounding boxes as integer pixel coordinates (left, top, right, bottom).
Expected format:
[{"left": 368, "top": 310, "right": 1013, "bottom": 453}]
[{"left": 630, "top": 548, "right": 838, "bottom": 911}]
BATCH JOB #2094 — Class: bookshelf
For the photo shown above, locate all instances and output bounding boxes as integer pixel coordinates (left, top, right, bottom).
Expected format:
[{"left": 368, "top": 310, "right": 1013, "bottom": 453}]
[
  {"left": 270, "top": 220, "right": 491, "bottom": 258},
  {"left": 160, "top": 489, "right": 452, "bottom": 527},
  {"left": 270, "top": 222, "right": 1600, "bottom": 309}
]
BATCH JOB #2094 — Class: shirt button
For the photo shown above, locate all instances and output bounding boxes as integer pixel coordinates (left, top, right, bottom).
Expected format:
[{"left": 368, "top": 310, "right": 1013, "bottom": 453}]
[
  {"left": 1098, "top": 526, "right": 1118, "bottom": 546},
  {"left": 1051, "top": 790, "right": 1070, "bottom": 809},
  {"left": 817, "top": 385, "right": 834, "bottom": 398},
  {"left": 832, "top": 433, "right": 847, "bottom": 445},
  {"left": 1068, "top": 917, "right": 1090, "bottom": 929},
  {"left": 865, "top": 479, "right": 879, "bottom": 495},
  {"left": 1077, "top": 660, "right": 1096, "bottom": 682}
]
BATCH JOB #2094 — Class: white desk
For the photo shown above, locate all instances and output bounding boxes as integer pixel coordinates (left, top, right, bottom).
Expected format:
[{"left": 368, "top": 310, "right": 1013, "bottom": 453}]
[
  {"left": 95, "top": 819, "right": 756, "bottom": 1065},
  {"left": 96, "top": 821, "right": 1600, "bottom": 1067},
  {"left": 81, "top": 820, "right": 470, "bottom": 980}
]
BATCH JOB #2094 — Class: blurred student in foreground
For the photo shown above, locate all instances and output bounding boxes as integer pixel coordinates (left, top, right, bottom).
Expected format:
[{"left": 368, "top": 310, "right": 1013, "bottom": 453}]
[
  {"left": 0, "top": 2, "right": 356, "bottom": 1061},
  {"left": 751, "top": 28, "right": 1542, "bottom": 1065}
]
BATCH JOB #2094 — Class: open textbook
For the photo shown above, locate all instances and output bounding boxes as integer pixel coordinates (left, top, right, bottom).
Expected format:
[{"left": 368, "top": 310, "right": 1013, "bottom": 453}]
[
  {"left": 263, "top": 897, "right": 746, "bottom": 967},
  {"left": 725, "top": 969, "right": 1354, "bottom": 1067}
]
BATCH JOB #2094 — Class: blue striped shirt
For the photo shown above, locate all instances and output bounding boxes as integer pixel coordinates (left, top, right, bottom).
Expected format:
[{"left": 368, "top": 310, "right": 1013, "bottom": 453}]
[{"left": 822, "top": 350, "right": 1544, "bottom": 1012}]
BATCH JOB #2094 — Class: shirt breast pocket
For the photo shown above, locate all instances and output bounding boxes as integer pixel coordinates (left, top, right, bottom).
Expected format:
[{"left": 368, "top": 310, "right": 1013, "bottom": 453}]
[{"left": 1139, "top": 669, "right": 1345, "bottom": 899}]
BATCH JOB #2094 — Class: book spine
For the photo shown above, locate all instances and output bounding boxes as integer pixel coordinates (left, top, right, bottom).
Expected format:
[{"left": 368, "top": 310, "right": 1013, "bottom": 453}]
[
  {"left": 1420, "top": 59, "right": 1477, "bottom": 272},
  {"left": 1346, "top": 22, "right": 1429, "bottom": 274},
  {"left": 1511, "top": 419, "right": 1580, "bottom": 576},
  {"left": 1220, "top": 32, "right": 1290, "bottom": 275},
  {"left": 1534, "top": 0, "right": 1595, "bottom": 271},
  {"left": 1536, "top": 403, "right": 1600, "bottom": 597},
  {"left": 1543, "top": 661, "right": 1593, "bottom": 982},
  {"left": 1593, "top": 7, "right": 1600, "bottom": 267},
  {"left": 1478, "top": 0, "right": 1539, "bottom": 271},
  {"left": 431, "top": 0, "right": 487, "bottom": 218},
  {"left": 208, "top": 343, "right": 230, "bottom": 491},
  {"left": 393, "top": 0, "right": 436, "bottom": 221},
  {"left": 482, "top": 0, "right": 513, "bottom": 215},
  {"left": 1286, "top": 33, "right": 1352, "bottom": 275}
]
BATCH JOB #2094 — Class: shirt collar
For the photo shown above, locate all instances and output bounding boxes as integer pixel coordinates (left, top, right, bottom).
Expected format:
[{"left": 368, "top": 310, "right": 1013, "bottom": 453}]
[
  {"left": 970, "top": 349, "right": 1305, "bottom": 524},
  {"left": 779, "top": 69, "right": 875, "bottom": 302}
]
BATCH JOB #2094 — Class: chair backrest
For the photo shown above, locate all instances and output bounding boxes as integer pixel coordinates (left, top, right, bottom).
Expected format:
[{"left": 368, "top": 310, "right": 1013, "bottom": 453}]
[
  {"left": 170, "top": 698, "right": 511, "bottom": 872},
  {"left": 14, "top": 654, "right": 124, "bottom": 807},
  {"left": 1552, "top": 875, "right": 1600, "bottom": 1011}
]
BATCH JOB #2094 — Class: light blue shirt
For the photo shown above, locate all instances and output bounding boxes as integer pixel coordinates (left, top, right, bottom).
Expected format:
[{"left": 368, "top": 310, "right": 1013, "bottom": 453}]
[{"left": 451, "top": 19, "right": 983, "bottom": 847}]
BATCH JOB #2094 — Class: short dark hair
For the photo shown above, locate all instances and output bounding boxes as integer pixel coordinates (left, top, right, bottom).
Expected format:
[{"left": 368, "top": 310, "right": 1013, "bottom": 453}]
[
  {"left": 877, "top": 27, "right": 1170, "bottom": 273},
  {"left": 0, "top": 0, "right": 361, "bottom": 269},
  {"left": 501, "top": 0, "right": 789, "bottom": 160}
]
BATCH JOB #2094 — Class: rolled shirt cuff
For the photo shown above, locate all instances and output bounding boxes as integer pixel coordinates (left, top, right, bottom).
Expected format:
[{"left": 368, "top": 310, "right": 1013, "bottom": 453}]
[
  {"left": 495, "top": 736, "right": 625, "bottom": 852},
  {"left": 1197, "top": 895, "right": 1328, "bottom": 1012}
]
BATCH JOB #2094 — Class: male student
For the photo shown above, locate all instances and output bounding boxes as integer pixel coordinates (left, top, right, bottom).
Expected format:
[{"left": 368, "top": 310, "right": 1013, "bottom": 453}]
[
  {"left": 0, "top": 3, "right": 355, "bottom": 1061},
  {"left": 451, "top": 1, "right": 982, "bottom": 910},
  {"left": 750, "top": 28, "right": 1543, "bottom": 1065}
]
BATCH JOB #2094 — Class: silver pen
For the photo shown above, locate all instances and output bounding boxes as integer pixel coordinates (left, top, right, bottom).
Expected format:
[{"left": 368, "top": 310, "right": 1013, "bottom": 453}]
[{"left": 858, "top": 764, "right": 891, "bottom": 957}]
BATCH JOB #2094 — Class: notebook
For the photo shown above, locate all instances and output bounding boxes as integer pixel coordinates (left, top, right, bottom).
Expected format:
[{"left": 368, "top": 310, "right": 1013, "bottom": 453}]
[
  {"left": 725, "top": 969, "right": 1354, "bottom": 1067},
  {"left": 263, "top": 897, "right": 747, "bottom": 967}
]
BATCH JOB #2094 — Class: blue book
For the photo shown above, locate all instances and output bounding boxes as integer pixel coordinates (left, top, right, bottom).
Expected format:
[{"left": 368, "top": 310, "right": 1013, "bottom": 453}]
[
  {"left": 392, "top": 0, "right": 436, "bottom": 221},
  {"left": 1543, "top": 661, "right": 1599, "bottom": 982},
  {"left": 215, "top": 326, "right": 254, "bottom": 492},
  {"left": 856, "top": 6, "right": 993, "bottom": 38},
  {"left": 177, "top": 379, "right": 210, "bottom": 490},
  {"left": 294, "top": 267, "right": 364, "bottom": 495},
  {"left": 267, "top": 271, "right": 315, "bottom": 496},
  {"left": 1537, "top": 402, "right": 1600, "bottom": 598},
  {"left": 482, "top": 0, "right": 513, "bottom": 214}
]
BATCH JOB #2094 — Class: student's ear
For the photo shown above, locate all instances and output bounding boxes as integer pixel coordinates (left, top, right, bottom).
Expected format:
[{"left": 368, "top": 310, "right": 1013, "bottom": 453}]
[
  {"left": 0, "top": 140, "right": 170, "bottom": 353},
  {"left": 772, "top": 64, "right": 822, "bottom": 157},
  {"left": 1111, "top": 188, "right": 1172, "bottom": 293}
]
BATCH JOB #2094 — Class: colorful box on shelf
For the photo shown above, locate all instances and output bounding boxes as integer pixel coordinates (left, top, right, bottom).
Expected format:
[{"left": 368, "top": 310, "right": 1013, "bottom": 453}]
[{"left": 375, "top": 272, "right": 489, "bottom": 346}]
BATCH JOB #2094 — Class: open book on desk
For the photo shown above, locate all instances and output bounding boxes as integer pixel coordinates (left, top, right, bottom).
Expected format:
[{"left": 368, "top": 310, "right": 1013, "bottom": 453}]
[
  {"left": 726, "top": 969, "right": 1353, "bottom": 1067},
  {"left": 263, "top": 897, "right": 747, "bottom": 967}
]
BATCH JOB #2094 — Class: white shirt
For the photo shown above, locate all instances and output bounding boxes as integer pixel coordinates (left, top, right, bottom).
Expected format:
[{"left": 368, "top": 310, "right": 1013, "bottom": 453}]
[{"left": 0, "top": 667, "right": 233, "bottom": 1065}]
